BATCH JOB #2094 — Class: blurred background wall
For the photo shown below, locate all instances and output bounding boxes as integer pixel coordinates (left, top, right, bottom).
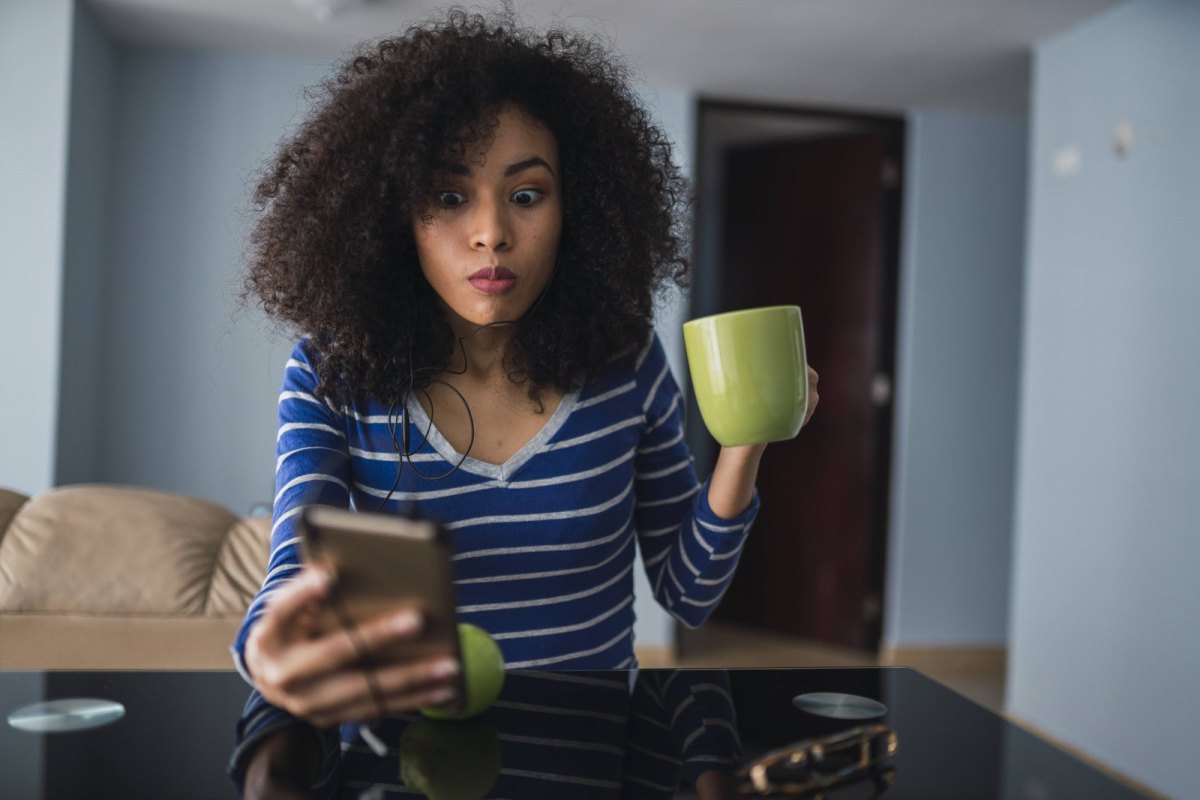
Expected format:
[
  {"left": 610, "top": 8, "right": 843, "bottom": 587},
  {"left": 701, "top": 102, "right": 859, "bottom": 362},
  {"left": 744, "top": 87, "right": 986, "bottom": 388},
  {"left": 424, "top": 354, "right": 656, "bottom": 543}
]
[
  {"left": 57, "top": 0, "right": 117, "bottom": 489},
  {"left": 1009, "top": 2, "right": 1200, "bottom": 795},
  {"left": 74, "top": 42, "right": 326, "bottom": 507},
  {"left": 0, "top": 0, "right": 73, "bottom": 494},
  {"left": 884, "top": 109, "right": 1027, "bottom": 649}
]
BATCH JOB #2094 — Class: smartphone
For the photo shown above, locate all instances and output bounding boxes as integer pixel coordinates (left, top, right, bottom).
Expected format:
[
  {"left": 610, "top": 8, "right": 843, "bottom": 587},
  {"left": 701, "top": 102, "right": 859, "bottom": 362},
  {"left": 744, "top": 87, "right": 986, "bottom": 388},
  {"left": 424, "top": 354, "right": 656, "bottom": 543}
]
[{"left": 298, "top": 505, "right": 463, "bottom": 703}]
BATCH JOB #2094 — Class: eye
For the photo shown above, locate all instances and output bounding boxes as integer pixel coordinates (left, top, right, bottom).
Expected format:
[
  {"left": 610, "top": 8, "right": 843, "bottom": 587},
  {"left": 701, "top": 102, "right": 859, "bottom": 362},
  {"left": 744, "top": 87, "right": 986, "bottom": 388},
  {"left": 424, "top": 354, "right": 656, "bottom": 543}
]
[
  {"left": 437, "top": 191, "right": 466, "bottom": 208},
  {"left": 511, "top": 188, "right": 544, "bottom": 207}
]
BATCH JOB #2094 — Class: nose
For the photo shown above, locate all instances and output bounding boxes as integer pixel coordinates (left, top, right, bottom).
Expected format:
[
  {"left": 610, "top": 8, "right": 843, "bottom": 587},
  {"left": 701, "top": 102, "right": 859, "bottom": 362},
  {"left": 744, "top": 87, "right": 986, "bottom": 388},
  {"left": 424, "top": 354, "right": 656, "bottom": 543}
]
[{"left": 470, "top": 195, "right": 511, "bottom": 252}]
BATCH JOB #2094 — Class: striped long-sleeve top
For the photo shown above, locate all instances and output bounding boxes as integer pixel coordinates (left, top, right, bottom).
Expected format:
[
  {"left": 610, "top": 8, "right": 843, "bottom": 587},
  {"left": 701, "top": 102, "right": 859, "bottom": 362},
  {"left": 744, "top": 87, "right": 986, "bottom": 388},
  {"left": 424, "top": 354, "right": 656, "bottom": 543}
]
[
  {"left": 233, "top": 331, "right": 758, "bottom": 675},
  {"left": 228, "top": 332, "right": 758, "bottom": 787}
]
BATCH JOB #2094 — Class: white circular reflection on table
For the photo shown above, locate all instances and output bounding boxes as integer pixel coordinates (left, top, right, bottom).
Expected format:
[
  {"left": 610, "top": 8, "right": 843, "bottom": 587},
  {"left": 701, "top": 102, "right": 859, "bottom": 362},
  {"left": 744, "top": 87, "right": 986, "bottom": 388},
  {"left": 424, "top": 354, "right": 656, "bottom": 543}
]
[
  {"left": 7, "top": 698, "right": 126, "bottom": 733},
  {"left": 792, "top": 692, "right": 887, "bottom": 720}
]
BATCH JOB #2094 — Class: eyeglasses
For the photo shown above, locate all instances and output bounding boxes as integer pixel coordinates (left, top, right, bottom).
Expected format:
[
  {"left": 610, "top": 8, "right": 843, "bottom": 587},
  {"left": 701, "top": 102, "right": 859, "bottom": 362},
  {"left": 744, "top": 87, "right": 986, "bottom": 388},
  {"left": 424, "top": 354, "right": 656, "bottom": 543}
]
[{"left": 738, "top": 723, "right": 898, "bottom": 797}]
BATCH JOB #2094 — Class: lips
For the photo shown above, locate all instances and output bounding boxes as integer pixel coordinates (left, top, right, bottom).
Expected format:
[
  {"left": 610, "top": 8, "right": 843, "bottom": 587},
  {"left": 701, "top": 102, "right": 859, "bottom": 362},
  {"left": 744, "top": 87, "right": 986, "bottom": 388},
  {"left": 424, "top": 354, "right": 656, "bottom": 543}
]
[{"left": 468, "top": 265, "right": 517, "bottom": 295}]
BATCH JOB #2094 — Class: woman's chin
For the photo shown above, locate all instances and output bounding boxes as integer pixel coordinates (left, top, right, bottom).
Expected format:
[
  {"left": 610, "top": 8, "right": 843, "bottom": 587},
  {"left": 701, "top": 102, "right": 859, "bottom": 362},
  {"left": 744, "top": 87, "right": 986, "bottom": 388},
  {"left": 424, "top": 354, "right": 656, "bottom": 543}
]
[{"left": 451, "top": 303, "right": 535, "bottom": 332}]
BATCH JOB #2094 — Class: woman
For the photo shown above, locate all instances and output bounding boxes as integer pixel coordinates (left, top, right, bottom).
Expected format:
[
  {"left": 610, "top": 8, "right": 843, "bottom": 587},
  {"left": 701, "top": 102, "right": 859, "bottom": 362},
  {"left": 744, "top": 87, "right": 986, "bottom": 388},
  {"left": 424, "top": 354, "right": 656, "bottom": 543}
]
[{"left": 231, "top": 6, "right": 818, "bottom": 785}]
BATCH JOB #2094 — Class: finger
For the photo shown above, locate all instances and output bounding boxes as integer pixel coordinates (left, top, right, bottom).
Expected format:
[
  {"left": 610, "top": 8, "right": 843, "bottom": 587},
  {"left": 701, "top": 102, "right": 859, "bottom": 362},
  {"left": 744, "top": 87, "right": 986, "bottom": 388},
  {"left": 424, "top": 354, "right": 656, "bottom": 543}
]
[
  {"left": 258, "top": 567, "right": 334, "bottom": 635},
  {"left": 272, "top": 606, "right": 424, "bottom": 688},
  {"left": 310, "top": 681, "right": 460, "bottom": 729},
  {"left": 294, "top": 606, "right": 323, "bottom": 640},
  {"left": 314, "top": 674, "right": 460, "bottom": 728},
  {"left": 807, "top": 366, "right": 819, "bottom": 384},
  {"left": 245, "top": 570, "right": 335, "bottom": 690},
  {"left": 290, "top": 655, "right": 459, "bottom": 726},
  {"left": 315, "top": 669, "right": 460, "bottom": 728}
]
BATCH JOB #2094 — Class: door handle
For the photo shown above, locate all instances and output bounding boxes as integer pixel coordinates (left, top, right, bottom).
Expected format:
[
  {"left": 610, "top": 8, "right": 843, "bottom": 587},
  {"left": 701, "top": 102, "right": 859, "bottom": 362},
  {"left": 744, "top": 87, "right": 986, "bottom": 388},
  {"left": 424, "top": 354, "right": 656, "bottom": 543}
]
[{"left": 871, "top": 374, "right": 892, "bottom": 407}]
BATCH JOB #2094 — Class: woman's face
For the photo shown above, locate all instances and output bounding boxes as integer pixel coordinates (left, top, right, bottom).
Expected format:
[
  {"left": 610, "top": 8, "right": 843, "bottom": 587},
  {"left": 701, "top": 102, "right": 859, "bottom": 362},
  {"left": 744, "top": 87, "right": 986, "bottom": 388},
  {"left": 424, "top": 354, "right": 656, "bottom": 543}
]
[{"left": 413, "top": 105, "right": 563, "bottom": 335}]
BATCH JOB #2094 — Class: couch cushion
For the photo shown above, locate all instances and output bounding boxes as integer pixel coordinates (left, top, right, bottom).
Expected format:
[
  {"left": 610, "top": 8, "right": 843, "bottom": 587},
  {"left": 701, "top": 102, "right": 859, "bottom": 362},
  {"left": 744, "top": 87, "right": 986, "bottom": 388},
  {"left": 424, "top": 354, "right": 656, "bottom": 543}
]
[
  {"left": 205, "top": 516, "right": 271, "bottom": 618},
  {"left": 0, "top": 484, "right": 237, "bottom": 616}
]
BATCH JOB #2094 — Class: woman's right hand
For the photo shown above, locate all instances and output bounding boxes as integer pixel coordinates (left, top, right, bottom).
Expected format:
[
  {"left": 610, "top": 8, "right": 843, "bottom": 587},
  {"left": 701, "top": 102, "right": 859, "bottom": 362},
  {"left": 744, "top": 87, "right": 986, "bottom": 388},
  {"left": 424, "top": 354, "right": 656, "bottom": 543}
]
[{"left": 243, "top": 566, "right": 461, "bottom": 728}]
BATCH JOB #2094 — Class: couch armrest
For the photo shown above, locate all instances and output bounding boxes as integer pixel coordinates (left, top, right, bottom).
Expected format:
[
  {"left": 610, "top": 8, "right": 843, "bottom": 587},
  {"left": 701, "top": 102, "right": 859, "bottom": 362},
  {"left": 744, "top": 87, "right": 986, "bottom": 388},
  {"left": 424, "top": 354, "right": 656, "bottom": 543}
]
[{"left": 206, "top": 516, "right": 271, "bottom": 617}]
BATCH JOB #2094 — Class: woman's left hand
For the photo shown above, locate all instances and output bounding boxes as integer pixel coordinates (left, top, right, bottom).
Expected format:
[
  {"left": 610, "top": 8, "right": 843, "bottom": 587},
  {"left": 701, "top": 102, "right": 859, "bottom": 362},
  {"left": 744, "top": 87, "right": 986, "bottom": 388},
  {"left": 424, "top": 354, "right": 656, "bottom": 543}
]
[
  {"left": 708, "top": 364, "right": 819, "bottom": 518},
  {"left": 803, "top": 366, "right": 820, "bottom": 428}
]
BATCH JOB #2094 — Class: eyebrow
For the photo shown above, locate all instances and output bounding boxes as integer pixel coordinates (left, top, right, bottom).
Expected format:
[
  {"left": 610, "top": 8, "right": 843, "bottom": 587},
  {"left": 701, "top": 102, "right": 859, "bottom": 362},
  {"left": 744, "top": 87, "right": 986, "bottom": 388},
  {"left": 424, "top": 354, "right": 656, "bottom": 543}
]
[
  {"left": 438, "top": 156, "right": 556, "bottom": 178},
  {"left": 504, "top": 157, "right": 556, "bottom": 177}
]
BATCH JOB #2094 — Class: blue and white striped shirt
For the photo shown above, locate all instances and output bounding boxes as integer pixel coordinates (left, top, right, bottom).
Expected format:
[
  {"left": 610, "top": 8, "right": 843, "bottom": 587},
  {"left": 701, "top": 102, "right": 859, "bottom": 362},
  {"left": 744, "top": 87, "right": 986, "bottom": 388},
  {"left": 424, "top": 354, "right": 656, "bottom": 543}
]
[
  {"left": 227, "top": 333, "right": 758, "bottom": 790},
  {"left": 232, "top": 331, "right": 757, "bottom": 677}
]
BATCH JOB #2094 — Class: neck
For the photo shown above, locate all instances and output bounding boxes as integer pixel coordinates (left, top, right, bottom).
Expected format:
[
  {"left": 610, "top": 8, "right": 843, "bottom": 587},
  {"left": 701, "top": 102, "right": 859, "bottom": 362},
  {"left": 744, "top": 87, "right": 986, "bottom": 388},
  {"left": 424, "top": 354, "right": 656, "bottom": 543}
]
[{"left": 445, "top": 320, "right": 517, "bottom": 383}]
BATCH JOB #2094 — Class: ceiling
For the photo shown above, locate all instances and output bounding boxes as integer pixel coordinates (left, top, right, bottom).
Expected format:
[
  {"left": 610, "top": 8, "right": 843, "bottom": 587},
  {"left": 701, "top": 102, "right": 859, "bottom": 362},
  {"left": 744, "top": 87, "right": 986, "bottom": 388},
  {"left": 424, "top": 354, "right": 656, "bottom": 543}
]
[{"left": 85, "top": 0, "right": 1127, "bottom": 113}]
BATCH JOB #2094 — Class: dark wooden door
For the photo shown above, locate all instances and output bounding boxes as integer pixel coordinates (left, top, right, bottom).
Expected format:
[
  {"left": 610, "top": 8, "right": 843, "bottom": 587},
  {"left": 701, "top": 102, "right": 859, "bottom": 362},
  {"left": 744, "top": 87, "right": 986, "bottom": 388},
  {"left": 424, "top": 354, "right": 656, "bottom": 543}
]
[{"left": 709, "top": 133, "right": 898, "bottom": 651}]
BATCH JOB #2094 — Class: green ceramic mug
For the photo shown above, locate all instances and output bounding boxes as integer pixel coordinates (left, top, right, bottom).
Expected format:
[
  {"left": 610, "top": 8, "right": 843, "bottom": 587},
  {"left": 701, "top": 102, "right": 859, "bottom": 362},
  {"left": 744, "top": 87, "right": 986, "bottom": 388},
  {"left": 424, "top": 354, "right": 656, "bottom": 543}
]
[{"left": 682, "top": 305, "right": 808, "bottom": 447}]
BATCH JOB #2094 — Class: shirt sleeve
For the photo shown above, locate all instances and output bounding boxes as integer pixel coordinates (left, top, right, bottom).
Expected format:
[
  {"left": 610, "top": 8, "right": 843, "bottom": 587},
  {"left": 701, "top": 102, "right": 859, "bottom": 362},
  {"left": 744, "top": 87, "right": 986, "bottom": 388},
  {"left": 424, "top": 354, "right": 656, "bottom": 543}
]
[
  {"left": 227, "top": 340, "right": 352, "bottom": 791},
  {"left": 655, "top": 670, "right": 742, "bottom": 785},
  {"left": 227, "top": 690, "right": 342, "bottom": 798},
  {"left": 623, "top": 670, "right": 742, "bottom": 795},
  {"left": 230, "top": 338, "right": 353, "bottom": 681},
  {"left": 633, "top": 333, "right": 759, "bottom": 629}
]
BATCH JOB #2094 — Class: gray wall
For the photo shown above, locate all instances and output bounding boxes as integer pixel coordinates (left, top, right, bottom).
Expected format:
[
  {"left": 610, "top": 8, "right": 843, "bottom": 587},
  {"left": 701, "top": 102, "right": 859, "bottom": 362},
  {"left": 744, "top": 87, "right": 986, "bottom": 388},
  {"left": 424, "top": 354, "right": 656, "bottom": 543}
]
[
  {"left": 1008, "top": 1, "right": 1200, "bottom": 796},
  {"left": 884, "top": 109, "right": 1028, "bottom": 647},
  {"left": 96, "top": 46, "right": 327, "bottom": 513},
  {"left": 632, "top": 87, "right": 695, "bottom": 651},
  {"left": 0, "top": 0, "right": 73, "bottom": 495},
  {"left": 56, "top": 0, "right": 117, "bottom": 486}
]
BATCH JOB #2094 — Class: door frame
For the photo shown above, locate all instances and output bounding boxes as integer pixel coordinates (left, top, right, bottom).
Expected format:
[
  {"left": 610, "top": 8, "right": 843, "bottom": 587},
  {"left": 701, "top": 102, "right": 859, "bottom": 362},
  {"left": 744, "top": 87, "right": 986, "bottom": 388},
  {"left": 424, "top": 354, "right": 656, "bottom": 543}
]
[{"left": 687, "top": 98, "right": 906, "bottom": 651}]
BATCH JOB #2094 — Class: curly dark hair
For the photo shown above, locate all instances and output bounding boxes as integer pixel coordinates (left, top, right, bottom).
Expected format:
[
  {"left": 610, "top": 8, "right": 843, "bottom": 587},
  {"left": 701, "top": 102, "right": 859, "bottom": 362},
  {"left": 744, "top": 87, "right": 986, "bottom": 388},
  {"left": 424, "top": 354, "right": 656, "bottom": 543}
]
[{"left": 243, "top": 5, "right": 690, "bottom": 403}]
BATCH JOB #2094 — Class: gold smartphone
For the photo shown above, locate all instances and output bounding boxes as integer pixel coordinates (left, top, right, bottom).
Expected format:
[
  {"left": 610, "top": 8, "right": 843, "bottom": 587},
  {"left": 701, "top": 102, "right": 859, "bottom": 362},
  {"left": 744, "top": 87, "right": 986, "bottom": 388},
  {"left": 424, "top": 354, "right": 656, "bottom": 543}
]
[{"left": 298, "top": 505, "right": 463, "bottom": 704}]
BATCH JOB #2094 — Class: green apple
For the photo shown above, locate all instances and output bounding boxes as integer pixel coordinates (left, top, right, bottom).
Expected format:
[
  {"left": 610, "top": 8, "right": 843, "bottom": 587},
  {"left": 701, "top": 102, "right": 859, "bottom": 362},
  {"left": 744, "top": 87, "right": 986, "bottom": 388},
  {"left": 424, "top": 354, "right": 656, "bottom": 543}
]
[
  {"left": 420, "top": 622, "right": 505, "bottom": 721},
  {"left": 398, "top": 717, "right": 501, "bottom": 800}
]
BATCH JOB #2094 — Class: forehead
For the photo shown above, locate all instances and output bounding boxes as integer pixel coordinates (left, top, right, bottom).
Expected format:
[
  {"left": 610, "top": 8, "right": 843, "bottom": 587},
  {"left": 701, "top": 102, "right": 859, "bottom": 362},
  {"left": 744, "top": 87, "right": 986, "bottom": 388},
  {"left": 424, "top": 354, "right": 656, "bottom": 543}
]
[{"left": 454, "top": 106, "right": 559, "bottom": 172}]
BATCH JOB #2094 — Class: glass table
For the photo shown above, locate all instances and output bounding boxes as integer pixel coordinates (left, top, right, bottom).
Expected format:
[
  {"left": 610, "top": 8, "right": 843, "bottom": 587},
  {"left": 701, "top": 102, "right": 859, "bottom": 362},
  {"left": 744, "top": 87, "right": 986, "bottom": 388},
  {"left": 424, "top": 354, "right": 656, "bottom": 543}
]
[{"left": 0, "top": 667, "right": 1149, "bottom": 798}]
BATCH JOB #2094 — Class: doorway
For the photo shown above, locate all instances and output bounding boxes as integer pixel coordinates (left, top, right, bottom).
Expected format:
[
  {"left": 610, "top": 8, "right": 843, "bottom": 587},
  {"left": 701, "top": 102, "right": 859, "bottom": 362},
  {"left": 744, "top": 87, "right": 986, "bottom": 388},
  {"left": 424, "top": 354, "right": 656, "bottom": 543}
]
[{"left": 684, "top": 101, "right": 905, "bottom": 652}]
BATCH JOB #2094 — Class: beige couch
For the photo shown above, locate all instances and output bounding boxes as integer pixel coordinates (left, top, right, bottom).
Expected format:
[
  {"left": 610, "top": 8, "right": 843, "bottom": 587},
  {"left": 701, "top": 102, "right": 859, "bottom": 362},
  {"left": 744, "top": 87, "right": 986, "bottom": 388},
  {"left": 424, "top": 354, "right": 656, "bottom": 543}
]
[{"left": 0, "top": 484, "right": 270, "bottom": 669}]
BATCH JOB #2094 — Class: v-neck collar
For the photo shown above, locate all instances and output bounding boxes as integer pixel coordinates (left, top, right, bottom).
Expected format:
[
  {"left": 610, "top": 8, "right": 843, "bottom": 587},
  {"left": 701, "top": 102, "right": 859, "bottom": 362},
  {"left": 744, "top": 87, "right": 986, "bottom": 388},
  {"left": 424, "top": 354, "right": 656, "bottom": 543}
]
[{"left": 404, "top": 389, "right": 580, "bottom": 482}]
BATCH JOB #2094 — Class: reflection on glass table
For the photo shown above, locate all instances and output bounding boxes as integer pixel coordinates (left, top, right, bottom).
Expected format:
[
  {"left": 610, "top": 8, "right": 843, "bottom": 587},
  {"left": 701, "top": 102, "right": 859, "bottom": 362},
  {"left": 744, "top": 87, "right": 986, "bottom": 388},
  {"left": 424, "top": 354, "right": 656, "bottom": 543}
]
[
  {"left": 0, "top": 668, "right": 1153, "bottom": 799},
  {"left": 237, "top": 669, "right": 743, "bottom": 798},
  {"left": 739, "top": 722, "right": 897, "bottom": 798}
]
